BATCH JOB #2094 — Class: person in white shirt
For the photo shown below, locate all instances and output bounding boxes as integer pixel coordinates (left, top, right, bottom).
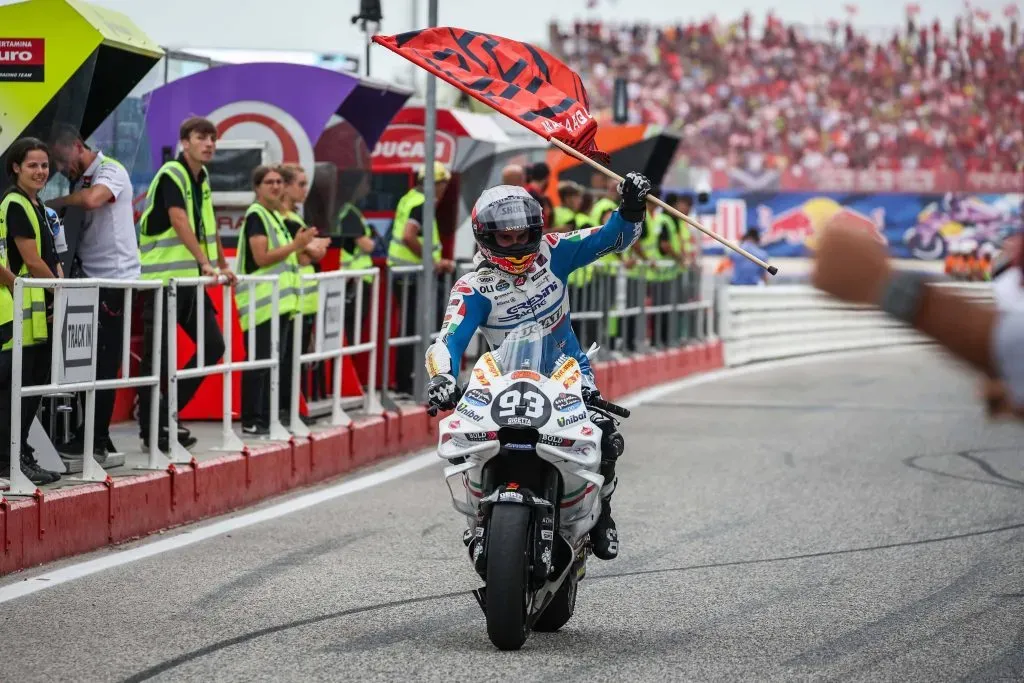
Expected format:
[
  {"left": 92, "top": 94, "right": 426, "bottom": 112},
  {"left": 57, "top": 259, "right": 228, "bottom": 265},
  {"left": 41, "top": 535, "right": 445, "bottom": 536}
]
[{"left": 48, "top": 126, "right": 142, "bottom": 461}]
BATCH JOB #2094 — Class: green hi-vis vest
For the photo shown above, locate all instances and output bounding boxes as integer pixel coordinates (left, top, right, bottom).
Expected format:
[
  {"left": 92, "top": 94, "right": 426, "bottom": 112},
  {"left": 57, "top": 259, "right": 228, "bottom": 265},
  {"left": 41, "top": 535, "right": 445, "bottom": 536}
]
[
  {"left": 643, "top": 212, "right": 680, "bottom": 282},
  {"left": 388, "top": 188, "right": 440, "bottom": 266},
  {"left": 235, "top": 203, "right": 300, "bottom": 331},
  {"left": 281, "top": 209, "right": 320, "bottom": 316},
  {"left": 137, "top": 160, "right": 219, "bottom": 283},
  {"left": 337, "top": 203, "right": 375, "bottom": 283},
  {"left": 567, "top": 211, "right": 597, "bottom": 288},
  {"left": 553, "top": 205, "right": 575, "bottom": 230},
  {"left": 0, "top": 191, "right": 48, "bottom": 350}
]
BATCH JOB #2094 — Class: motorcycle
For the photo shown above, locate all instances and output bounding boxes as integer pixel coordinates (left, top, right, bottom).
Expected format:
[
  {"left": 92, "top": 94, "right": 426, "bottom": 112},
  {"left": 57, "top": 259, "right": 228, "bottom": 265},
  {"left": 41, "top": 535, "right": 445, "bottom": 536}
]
[{"left": 430, "top": 322, "right": 630, "bottom": 651}]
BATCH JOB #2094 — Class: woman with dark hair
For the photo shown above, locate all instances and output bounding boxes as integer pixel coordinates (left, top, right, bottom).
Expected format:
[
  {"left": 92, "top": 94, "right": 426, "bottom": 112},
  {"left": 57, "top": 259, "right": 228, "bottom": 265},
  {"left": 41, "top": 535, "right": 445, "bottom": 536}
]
[
  {"left": 0, "top": 137, "right": 62, "bottom": 484},
  {"left": 233, "top": 165, "right": 316, "bottom": 435}
]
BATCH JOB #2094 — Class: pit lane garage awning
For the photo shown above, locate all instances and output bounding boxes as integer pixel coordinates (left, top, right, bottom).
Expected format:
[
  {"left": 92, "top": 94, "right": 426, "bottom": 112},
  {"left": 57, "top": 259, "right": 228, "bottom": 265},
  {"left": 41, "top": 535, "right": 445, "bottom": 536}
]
[{"left": 0, "top": 0, "right": 163, "bottom": 182}]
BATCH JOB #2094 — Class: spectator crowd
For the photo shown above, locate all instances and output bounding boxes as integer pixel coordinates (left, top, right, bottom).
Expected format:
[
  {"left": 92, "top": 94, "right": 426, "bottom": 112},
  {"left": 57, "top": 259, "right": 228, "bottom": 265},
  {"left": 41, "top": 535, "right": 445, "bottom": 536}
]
[{"left": 548, "top": 11, "right": 1024, "bottom": 177}]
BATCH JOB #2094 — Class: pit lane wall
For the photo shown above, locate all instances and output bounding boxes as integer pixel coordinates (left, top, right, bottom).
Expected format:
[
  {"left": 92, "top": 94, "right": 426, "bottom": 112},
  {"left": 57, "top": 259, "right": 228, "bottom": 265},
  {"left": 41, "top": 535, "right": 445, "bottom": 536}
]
[
  {"left": 0, "top": 342, "right": 724, "bottom": 577},
  {"left": 719, "top": 282, "right": 993, "bottom": 368}
]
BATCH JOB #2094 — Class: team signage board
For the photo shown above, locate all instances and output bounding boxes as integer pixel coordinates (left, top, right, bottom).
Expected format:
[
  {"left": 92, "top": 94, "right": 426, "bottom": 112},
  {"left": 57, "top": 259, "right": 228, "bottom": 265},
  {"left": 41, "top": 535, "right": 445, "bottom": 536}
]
[
  {"left": 57, "top": 287, "right": 99, "bottom": 385},
  {"left": 316, "top": 279, "right": 345, "bottom": 353}
]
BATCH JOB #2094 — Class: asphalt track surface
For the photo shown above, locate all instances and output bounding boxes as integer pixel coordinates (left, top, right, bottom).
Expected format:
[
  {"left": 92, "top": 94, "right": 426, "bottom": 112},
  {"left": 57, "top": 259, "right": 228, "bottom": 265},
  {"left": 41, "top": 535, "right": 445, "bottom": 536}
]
[{"left": 2, "top": 347, "right": 1023, "bottom": 682}]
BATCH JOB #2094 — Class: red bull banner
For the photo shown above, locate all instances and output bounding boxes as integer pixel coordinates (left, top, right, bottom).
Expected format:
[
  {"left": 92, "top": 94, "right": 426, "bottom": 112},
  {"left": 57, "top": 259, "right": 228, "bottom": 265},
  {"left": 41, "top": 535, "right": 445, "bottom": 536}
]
[
  {"left": 689, "top": 190, "right": 1023, "bottom": 260},
  {"left": 709, "top": 167, "right": 1022, "bottom": 194}
]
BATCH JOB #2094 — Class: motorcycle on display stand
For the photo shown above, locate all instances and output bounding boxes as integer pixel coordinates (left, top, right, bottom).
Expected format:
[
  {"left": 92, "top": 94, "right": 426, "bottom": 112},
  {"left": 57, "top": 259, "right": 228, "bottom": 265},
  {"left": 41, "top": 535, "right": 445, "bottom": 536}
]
[{"left": 429, "top": 321, "right": 631, "bottom": 651}]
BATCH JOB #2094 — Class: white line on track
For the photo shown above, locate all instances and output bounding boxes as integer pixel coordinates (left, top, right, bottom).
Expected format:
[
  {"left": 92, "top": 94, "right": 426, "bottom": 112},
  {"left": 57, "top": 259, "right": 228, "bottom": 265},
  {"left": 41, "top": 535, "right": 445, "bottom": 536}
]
[{"left": 0, "top": 344, "right": 919, "bottom": 604}]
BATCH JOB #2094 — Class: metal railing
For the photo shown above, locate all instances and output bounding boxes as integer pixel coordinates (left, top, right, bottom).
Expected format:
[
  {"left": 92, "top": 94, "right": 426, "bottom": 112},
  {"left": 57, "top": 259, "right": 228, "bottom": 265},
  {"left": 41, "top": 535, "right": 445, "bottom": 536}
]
[
  {"left": 6, "top": 277, "right": 163, "bottom": 497},
  {"left": 288, "top": 268, "right": 383, "bottom": 434},
  {"left": 4, "top": 255, "right": 718, "bottom": 494},
  {"left": 164, "top": 274, "right": 290, "bottom": 463},
  {"left": 376, "top": 257, "right": 715, "bottom": 408},
  {"left": 378, "top": 264, "right": 456, "bottom": 411}
]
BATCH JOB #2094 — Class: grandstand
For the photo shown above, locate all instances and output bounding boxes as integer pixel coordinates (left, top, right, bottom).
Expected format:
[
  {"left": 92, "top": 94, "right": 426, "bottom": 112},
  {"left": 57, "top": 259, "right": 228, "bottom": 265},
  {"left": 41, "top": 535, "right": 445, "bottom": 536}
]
[{"left": 549, "top": 11, "right": 1024, "bottom": 181}]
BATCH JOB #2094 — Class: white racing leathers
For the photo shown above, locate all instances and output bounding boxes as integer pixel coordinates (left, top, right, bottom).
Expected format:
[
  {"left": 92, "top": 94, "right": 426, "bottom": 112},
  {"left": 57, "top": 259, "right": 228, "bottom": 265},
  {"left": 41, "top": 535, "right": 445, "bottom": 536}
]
[{"left": 425, "top": 209, "right": 641, "bottom": 390}]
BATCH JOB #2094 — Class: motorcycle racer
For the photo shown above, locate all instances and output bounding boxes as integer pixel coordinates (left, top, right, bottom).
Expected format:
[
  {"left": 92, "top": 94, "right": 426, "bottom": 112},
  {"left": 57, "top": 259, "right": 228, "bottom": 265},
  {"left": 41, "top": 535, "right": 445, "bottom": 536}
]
[{"left": 425, "top": 171, "right": 652, "bottom": 560}]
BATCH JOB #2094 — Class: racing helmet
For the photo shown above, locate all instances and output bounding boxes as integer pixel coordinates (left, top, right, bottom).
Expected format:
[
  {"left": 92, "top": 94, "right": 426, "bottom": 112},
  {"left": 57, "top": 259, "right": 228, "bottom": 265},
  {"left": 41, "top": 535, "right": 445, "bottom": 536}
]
[{"left": 472, "top": 185, "right": 544, "bottom": 275}]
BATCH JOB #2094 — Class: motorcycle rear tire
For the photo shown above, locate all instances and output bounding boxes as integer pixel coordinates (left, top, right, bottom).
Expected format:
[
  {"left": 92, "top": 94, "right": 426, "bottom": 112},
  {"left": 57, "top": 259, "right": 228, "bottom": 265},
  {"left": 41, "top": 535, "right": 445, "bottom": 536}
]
[
  {"left": 485, "top": 503, "right": 532, "bottom": 651},
  {"left": 533, "top": 573, "right": 577, "bottom": 632}
]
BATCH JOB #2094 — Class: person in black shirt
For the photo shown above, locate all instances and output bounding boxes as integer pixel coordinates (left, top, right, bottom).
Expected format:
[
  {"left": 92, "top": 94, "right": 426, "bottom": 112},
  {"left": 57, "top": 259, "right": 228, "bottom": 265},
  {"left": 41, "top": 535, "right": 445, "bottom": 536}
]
[
  {"left": 136, "top": 117, "right": 234, "bottom": 453},
  {"left": 0, "top": 137, "right": 62, "bottom": 485}
]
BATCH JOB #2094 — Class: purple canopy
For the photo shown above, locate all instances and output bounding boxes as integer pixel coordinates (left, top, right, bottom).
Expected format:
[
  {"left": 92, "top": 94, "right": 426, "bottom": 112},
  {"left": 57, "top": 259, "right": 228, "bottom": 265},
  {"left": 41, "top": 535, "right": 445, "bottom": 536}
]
[{"left": 142, "top": 62, "right": 411, "bottom": 171}]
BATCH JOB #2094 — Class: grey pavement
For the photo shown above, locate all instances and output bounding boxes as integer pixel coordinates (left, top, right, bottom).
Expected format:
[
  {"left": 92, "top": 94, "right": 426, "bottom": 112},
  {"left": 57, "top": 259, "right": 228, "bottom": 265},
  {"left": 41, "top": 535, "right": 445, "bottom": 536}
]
[{"left": 1, "top": 346, "right": 1022, "bottom": 682}]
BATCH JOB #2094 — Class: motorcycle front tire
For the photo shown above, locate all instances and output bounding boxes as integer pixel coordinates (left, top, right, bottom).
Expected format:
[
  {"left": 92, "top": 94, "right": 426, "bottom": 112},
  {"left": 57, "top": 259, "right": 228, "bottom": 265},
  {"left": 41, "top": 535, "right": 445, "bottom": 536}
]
[{"left": 485, "top": 503, "right": 532, "bottom": 651}]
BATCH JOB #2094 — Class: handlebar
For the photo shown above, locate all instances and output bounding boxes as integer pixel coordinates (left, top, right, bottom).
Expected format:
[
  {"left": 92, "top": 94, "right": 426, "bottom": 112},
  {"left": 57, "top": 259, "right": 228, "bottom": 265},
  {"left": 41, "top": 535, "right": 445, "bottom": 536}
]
[{"left": 586, "top": 394, "right": 631, "bottom": 419}]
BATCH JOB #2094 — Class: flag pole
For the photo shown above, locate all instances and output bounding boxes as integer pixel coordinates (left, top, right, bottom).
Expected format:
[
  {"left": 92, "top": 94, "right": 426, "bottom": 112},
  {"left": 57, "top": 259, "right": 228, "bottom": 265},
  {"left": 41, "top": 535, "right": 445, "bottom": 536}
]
[{"left": 549, "top": 138, "right": 777, "bottom": 275}]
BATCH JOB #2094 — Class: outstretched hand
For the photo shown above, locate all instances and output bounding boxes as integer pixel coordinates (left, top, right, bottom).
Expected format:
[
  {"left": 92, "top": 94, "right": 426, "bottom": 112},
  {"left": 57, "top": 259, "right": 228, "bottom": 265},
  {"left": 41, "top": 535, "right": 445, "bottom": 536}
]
[{"left": 617, "top": 172, "right": 651, "bottom": 223}]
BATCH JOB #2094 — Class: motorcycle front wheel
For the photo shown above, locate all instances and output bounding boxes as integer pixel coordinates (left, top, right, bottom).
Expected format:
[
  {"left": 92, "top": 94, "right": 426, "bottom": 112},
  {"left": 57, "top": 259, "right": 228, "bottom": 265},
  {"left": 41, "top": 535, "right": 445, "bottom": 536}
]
[{"left": 485, "top": 503, "right": 532, "bottom": 651}]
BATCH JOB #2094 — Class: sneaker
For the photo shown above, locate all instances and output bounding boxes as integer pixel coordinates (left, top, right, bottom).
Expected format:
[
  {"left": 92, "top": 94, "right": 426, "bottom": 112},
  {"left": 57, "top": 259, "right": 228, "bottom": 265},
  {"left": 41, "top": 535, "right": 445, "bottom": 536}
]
[
  {"left": 20, "top": 452, "right": 61, "bottom": 486},
  {"left": 589, "top": 498, "right": 619, "bottom": 560},
  {"left": 242, "top": 423, "right": 270, "bottom": 437},
  {"left": 104, "top": 436, "right": 122, "bottom": 455}
]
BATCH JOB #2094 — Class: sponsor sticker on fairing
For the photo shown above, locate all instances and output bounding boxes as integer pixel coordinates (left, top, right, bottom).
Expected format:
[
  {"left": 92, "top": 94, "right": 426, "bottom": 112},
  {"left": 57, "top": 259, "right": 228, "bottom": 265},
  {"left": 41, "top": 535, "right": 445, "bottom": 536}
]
[
  {"left": 556, "top": 412, "right": 587, "bottom": 428},
  {"left": 456, "top": 404, "right": 485, "bottom": 422},
  {"left": 551, "top": 357, "right": 578, "bottom": 383},
  {"left": 553, "top": 392, "right": 582, "bottom": 412},
  {"left": 472, "top": 368, "right": 491, "bottom": 386},
  {"left": 463, "top": 388, "right": 492, "bottom": 407}
]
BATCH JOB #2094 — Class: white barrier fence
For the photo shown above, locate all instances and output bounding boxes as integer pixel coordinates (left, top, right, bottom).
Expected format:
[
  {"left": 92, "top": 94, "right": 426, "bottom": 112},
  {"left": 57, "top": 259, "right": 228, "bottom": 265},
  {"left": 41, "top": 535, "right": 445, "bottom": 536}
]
[
  {"left": 166, "top": 274, "right": 286, "bottom": 462},
  {"left": 719, "top": 282, "right": 995, "bottom": 367},
  {"left": 289, "top": 268, "right": 382, "bottom": 435},
  {"left": 4, "top": 271, "right": 385, "bottom": 495},
  {"left": 7, "top": 278, "right": 163, "bottom": 496}
]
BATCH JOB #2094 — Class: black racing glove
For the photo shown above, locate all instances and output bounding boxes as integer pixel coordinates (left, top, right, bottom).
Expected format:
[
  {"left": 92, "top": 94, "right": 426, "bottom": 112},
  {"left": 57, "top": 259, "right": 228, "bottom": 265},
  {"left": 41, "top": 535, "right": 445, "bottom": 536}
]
[
  {"left": 617, "top": 171, "right": 652, "bottom": 223},
  {"left": 427, "top": 373, "right": 462, "bottom": 411}
]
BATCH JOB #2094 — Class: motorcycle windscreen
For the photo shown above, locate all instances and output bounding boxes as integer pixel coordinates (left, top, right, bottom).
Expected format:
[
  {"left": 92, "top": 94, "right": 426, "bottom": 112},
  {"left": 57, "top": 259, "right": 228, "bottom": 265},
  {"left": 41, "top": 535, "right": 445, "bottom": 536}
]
[{"left": 490, "top": 321, "right": 567, "bottom": 378}]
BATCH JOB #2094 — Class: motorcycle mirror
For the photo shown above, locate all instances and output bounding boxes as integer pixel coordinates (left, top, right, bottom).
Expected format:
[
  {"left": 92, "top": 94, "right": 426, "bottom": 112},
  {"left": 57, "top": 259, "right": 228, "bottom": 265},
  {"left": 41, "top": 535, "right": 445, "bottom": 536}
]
[{"left": 586, "top": 342, "right": 600, "bottom": 359}]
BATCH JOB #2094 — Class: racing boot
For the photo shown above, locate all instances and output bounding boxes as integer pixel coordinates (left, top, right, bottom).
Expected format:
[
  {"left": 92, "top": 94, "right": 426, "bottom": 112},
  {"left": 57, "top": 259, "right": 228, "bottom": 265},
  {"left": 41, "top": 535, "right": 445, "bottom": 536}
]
[
  {"left": 590, "top": 481, "right": 619, "bottom": 560},
  {"left": 589, "top": 412, "right": 624, "bottom": 560}
]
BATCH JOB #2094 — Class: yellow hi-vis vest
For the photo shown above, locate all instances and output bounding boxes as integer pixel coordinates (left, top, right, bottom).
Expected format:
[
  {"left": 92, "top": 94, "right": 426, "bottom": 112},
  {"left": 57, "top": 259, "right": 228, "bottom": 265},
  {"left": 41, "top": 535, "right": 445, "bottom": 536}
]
[
  {"left": 588, "top": 197, "right": 624, "bottom": 275},
  {"left": 234, "top": 203, "right": 300, "bottom": 331},
  {"left": 387, "top": 188, "right": 440, "bottom": 266},
  {"left": 644, "top": 211, "right": 679, "bottom": 282},
  {"left": 281, "top": 209, "right": 320, "bottom": 316},
  {"left": 566, "top": 211, "right": 596, "bottom": 288},
  {"left": 552, "top": 205, "right": 575, "bottom": 230},
  {"left": 137, "top": 160, "right": 219, "bottom": 283},
  {"left": 337, "top": 203, "right": 375, "bottom": 283},
  {"left": 0, "top": 191, "right": 48, "bottom": 350}
]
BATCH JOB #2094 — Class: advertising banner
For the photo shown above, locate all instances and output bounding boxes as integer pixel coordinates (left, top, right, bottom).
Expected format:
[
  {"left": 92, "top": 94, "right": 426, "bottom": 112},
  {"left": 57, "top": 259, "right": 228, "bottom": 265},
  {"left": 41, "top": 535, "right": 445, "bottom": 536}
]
[
  {"left": 691, "top": 191, "right": 1023, "bottom": 260},
  {"left": 709, "top": 167, "right": 1022, "bottom": 195}
]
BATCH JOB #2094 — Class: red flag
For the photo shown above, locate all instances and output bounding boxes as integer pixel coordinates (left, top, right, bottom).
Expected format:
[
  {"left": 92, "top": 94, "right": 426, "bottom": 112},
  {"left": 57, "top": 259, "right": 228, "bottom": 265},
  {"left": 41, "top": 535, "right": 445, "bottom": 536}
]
[{"left": 373, "top": 28, "right": 609, "bottom": 163}]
